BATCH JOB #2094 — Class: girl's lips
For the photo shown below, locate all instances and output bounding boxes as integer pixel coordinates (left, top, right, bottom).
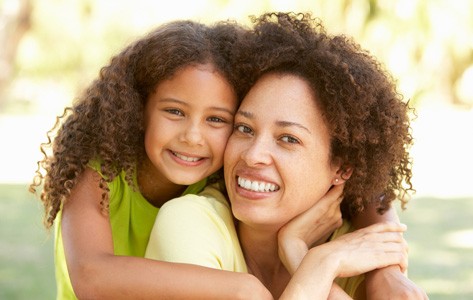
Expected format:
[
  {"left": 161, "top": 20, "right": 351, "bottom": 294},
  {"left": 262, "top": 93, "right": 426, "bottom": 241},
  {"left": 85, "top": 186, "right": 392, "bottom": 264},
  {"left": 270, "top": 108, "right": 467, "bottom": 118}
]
[
  {"left": 171, "top": 150, "right": 203, "bottom": 162},
  {"left": 168, "top": 150, "right": 206, "bottom": 166}
]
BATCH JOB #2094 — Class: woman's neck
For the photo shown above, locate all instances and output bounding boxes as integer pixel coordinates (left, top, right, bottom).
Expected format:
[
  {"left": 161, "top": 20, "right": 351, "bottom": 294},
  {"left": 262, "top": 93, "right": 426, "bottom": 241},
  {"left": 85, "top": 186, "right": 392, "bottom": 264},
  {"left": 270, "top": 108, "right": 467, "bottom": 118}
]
[
  {"left": 137, "top": 158, "right": 186, "bottom": 208},
  {"left": 238, "top": 223, "right": 291, "bottom": 299}
]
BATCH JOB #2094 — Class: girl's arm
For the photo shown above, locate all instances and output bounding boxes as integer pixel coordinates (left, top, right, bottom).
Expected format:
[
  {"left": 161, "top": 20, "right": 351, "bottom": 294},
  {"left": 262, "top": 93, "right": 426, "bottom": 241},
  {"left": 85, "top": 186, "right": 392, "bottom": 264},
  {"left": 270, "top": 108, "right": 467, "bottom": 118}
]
[
  {"left": 351, "top": 201, "right": 400, "bottom": 230},
  {"left": 61, "top": 167, "right": 271, "bottom": 300},
  {"left": 352, "top": 205, "right": 428, "bottom": 300}
]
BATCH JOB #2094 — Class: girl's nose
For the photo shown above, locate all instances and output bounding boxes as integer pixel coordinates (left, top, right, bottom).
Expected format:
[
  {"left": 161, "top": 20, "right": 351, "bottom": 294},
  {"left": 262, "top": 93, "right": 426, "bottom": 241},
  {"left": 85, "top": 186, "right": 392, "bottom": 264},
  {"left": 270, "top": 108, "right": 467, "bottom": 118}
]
[{"left": 180, "top": 122, "right": 204, "bottom": 146}]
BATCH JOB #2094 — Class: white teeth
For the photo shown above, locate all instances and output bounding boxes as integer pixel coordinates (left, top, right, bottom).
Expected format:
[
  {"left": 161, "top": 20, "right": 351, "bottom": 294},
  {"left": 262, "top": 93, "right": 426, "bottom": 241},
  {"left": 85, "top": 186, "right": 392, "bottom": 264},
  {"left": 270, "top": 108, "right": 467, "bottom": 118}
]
[
  {"left": 173, "top": 152, "right": 201, "bottom": 162},
  {"left": 264, "top": 183, "right": 271, "bottom": 191},
  {"left": 244, "top": 179, "right": 251, "bottom": 189},
  {"left": 237, "top": 177, "right": 279, "bottom": 193}
]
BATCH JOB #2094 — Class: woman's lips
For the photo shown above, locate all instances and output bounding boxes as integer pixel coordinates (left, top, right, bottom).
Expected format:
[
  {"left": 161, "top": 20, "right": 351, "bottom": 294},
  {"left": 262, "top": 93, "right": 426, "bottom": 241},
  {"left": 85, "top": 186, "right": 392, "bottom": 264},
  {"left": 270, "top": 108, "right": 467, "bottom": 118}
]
[{"left": 237, "top": 176, "right": 280, "bottom": 193}]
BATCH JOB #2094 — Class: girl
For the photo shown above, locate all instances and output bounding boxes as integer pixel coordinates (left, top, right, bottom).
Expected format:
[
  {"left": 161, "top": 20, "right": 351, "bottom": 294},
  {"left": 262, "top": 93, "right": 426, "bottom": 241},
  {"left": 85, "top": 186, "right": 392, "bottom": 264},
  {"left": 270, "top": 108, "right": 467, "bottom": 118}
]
[{"left": 30, "top": 19, "right": 272, "bottom": 299}]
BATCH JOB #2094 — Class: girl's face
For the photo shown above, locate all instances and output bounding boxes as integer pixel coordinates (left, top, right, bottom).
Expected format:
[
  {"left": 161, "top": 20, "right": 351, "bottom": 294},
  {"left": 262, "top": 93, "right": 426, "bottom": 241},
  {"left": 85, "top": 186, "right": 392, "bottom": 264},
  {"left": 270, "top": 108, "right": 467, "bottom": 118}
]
[
  {"left": 224, "top": 73, "right": 342, "bottom": 230},
  {"left": 144, "top": 64, "right": 237, "bottom": 185}
]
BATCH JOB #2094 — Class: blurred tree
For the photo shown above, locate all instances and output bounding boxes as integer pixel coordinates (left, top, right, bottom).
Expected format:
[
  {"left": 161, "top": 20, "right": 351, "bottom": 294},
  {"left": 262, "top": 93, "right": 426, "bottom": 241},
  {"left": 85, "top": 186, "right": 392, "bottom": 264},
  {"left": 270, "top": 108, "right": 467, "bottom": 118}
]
[{"left": 0, "top": 0, "right": 32, "bottom": 109}]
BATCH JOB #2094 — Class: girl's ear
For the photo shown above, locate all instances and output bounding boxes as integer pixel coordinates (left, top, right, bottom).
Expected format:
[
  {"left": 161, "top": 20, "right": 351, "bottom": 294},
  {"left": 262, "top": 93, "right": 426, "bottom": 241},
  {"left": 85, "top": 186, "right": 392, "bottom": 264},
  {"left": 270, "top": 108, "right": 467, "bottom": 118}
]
[{"left": 332, "top": 165, "right": 353, "bottom": 185}]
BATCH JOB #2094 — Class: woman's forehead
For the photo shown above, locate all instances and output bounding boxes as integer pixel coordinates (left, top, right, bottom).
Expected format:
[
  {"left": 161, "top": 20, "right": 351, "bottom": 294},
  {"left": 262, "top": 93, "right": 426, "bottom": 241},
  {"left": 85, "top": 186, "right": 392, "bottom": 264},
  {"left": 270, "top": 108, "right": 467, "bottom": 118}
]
[{"left": 240, "top": 73, "right": 318, "bottom": 119}]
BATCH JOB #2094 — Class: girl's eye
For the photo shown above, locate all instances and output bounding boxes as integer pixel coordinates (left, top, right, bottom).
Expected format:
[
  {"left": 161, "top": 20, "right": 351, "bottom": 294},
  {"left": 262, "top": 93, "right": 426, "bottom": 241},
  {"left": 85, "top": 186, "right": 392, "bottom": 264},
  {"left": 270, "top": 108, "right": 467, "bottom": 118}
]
[
  {"left": 165, "top": 109, "right": 184, "bottom": 116},
  {"left": 280, "top": 135, "right": 300, "bottom": 144},
  {"left": 235, "top": 124, "right": 253, "bottom": 135},
  {"left": 208, "top": 116, "right": 226, "bottom": 123}
]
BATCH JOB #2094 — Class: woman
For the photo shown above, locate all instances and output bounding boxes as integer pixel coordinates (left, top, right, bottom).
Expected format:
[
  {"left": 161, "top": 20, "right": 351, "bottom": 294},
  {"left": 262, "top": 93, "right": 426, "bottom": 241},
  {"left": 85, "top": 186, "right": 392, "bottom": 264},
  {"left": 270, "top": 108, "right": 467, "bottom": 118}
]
[{"left": 147, "top": 12, "right": 427, "bottom": 299}]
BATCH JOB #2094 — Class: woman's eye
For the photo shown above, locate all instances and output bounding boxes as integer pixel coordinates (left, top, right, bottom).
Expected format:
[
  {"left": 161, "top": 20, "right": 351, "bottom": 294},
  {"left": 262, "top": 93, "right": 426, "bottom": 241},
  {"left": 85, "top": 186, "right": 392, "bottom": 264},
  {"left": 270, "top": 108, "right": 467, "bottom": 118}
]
[
  {"left": 235, "top": 124, "right": 252, "bottom": 134},
  {"left": 165, "top": 109, "right": 184, "bottom": 116},
  {"left": 281, "top": 135, "right": 300, "bottom": 144}
]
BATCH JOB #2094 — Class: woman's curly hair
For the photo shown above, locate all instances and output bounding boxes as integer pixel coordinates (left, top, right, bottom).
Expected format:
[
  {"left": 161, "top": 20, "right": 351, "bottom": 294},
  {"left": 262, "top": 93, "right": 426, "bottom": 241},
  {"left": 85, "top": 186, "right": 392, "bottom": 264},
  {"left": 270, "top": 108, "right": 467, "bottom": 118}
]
[
  {"left": 30, "top": 19, "right": 252, "bottom": 229},
  {"left": 241, "top": 12, "right": 415, "bottom": 218}
]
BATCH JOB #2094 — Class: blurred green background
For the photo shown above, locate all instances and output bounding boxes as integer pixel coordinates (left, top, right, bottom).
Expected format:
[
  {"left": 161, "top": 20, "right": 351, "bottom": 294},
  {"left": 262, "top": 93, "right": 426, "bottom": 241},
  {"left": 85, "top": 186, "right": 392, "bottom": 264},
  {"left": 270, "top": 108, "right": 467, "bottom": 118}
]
[{"left": 1, "top": 0, "right": 472, "bottom": 299}]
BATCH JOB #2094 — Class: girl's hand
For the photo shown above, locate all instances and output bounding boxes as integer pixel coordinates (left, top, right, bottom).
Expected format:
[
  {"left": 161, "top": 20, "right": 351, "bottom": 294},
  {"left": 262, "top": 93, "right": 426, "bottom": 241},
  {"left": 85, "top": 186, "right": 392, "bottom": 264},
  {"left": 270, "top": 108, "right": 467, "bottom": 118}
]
[{"left": 278, "top": 184, "right": 344, "bottom": 274}]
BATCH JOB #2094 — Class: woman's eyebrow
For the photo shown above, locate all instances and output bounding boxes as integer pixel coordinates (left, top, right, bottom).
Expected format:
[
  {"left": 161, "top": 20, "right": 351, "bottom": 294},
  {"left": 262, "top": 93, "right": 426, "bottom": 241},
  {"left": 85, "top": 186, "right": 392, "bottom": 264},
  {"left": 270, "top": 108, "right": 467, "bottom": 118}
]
[
  {"left": 237, "top": 110, "right": 311, "bottom": 133},
  {"left": 236, "top": 110, "right": 253, "bottom": 119},
  {"left": 276, "top": 120, "right": 311, "bottom": 134}
]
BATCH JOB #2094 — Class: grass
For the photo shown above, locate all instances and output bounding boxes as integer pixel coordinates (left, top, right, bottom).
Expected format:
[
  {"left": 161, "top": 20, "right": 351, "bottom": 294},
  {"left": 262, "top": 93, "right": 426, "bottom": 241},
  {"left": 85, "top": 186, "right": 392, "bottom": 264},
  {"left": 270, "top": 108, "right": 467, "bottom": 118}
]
[
  {"left": 1, "top": 184, "right": 472, "bottom": 299},
  {"left": 398, "top": 196, "right": 473, "bottom": 299},
  {"left": 0, "top": 184, "right": 54, "bottom": 300}
]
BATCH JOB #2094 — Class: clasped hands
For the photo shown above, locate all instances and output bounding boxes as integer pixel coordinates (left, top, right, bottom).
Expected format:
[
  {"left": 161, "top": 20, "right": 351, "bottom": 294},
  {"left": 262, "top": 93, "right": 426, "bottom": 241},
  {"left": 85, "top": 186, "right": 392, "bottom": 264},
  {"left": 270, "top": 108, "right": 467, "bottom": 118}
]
[{"left": 277, "top": 184, "right": 428, "bottom": 300}]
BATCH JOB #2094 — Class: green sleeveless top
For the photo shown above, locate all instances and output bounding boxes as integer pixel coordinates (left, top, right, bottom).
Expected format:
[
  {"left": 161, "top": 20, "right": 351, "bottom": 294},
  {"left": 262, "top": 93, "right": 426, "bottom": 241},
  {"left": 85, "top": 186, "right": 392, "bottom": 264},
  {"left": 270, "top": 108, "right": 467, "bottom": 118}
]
[{"left": 54, "top": 165, "right": 207, "bottom": 299}]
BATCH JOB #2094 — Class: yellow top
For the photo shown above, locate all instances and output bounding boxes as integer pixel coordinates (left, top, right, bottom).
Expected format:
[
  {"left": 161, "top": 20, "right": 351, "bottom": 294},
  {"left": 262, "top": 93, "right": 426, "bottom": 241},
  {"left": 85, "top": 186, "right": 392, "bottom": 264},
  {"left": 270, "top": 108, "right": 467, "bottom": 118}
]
[{"left": 146, "top": 184, "right": 246, "bottom": 272}]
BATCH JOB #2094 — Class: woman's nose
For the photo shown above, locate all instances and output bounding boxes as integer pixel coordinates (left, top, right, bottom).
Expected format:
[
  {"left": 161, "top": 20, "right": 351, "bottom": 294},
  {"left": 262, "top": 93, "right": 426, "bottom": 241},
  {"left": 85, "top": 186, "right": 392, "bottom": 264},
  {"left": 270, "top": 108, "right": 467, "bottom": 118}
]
[{"left": 240, "top": 136, "right": 272, "bottom": 167}]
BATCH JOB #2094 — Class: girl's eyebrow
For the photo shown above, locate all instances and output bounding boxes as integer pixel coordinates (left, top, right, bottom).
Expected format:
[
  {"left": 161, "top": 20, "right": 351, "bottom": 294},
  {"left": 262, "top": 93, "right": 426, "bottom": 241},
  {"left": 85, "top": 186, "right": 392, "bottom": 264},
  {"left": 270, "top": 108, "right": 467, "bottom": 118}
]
[
  {"left": 159, "top": 98, "right": 188, "bottom": 106},
  {"left": 237, "top": 110, "right": 311, "bottom": 133},
  {"left": 159, "top": 98, "right": 185, "bottom": 103},
  {"left": 160, "top": 98, "right": 235, "bottom": 115},
  {"left": 212, "top": 106, "right": 236, "bottom": 115}
]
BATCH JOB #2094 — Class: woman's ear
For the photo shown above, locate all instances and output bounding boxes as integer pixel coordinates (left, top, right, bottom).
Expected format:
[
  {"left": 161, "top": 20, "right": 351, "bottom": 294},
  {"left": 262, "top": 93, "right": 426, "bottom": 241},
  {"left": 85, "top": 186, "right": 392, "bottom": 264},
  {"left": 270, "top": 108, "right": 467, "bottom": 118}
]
[{"left": 332, "top": 165, "right": 353, "bottom": 185}]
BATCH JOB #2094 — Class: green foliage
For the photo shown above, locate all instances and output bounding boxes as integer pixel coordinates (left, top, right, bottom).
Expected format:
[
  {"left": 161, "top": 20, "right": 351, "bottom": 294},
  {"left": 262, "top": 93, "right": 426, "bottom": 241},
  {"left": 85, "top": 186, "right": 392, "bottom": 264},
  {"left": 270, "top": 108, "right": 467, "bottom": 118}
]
[
  {"left": 3, "top": 0, "right": 473, "bottom": 112},
  {"left": 8, "top": 0, "right": 473, "bottom": 112}
]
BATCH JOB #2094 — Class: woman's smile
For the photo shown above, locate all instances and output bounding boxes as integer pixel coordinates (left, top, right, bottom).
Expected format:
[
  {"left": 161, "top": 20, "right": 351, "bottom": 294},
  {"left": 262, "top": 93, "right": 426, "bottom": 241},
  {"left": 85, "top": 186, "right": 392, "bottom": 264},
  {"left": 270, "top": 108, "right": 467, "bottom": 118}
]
[{"left": 237, "top": 176, "right": 280, "bottom": 193}]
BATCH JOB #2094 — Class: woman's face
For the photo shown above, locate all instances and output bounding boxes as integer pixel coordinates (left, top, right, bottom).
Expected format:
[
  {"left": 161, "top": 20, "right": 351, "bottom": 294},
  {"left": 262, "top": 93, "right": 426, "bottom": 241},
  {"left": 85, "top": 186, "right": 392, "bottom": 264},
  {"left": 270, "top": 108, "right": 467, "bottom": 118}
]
[{"left": 224, "top": 72, "right": 342, "bottom": 229}]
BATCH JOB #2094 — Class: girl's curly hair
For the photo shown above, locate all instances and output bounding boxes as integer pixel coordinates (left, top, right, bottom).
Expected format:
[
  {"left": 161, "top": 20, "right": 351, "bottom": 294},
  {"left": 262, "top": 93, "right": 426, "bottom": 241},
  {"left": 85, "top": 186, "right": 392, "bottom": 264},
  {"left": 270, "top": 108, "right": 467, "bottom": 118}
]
[
  {"left": 30, "top": 19, "right": 252, "bottom": 229},
  {"left": 241, "top": 12, "right": 415, "bottom": 218}
]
